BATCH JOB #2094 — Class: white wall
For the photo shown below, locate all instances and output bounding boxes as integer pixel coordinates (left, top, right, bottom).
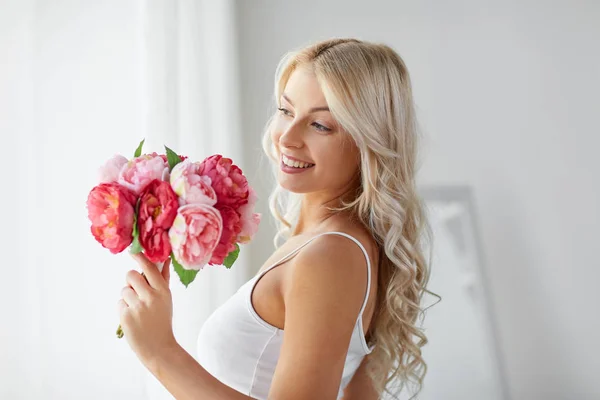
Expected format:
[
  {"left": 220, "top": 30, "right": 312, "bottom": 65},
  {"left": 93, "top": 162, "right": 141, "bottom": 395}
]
[{"left": 235, "top": 1, "right": 600, "bottom": 399}]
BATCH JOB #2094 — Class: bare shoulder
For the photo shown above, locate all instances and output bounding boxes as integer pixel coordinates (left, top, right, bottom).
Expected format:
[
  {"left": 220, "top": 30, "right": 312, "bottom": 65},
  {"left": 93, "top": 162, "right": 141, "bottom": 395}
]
[
  {"left": 283, "top": 226, "right": 380, "bottom": 322},
  {"left": 268, "top": 231, "right": 378, "bottom": 398},
  {"left": 299, "top": 231, "right": 371, "bottom": 266},
  {"left": 282, "top": 231, "right": 374, "bottom": 301}
]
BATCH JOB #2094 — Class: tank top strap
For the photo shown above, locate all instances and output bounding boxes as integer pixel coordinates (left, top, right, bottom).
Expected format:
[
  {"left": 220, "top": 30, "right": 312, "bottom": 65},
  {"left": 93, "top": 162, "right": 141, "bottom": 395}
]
[
  {"left": 255, "top": 231, "right": 372, "bottom": 317},
  {"left": 323, "top": 232, "right": 372, "bottom": 318}
]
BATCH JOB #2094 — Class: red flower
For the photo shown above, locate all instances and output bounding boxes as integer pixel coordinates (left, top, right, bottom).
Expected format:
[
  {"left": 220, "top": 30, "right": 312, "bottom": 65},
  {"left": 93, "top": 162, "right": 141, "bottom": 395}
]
[
  {"left": 198, "top": 155, "right": 249, "bottom": 209},
  {"left": 138, "top": 179, "right": 179, "bottom": 262},
  {"left": 86, "top": 183, "right": 137, "bottom": 254},
  {"left": 209, "top": 205, "right": 242, "bottom": 265}
]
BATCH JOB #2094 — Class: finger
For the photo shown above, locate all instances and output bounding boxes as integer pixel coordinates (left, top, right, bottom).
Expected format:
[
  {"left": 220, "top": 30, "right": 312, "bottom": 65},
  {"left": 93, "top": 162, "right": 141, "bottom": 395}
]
[
  {"left": 117, "top": 298, "right": 128, "bottom": 315},
  {"left": 121, "top": 285, "right": 140, "bottom": 308},
  {"left": 131, "top": 252, "right": 165, "bottom": 291},
  {"left": 125, "top": 269, "right": 153, "bottom": 300},
  {"left": 162, "top": 256, "right": 171, "bottom": 284}
]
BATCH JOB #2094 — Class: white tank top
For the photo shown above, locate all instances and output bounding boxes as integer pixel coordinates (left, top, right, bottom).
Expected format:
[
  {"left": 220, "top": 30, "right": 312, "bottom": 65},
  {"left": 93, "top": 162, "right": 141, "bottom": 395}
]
[{"left": 196, "top": 231, "right": 375, "bottom": 399}]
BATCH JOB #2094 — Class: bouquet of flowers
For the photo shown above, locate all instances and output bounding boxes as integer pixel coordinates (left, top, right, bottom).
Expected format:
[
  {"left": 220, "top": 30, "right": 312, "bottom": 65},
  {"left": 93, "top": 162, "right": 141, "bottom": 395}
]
[{"left": 86, "top": 139, "right": 261, "bottom": 338}]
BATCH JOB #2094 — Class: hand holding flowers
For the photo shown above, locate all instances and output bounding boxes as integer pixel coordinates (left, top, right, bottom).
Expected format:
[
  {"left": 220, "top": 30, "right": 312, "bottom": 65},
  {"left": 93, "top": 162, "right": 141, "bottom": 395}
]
[{"left": 86, "top": 140, "right": 261, "bottom": 338}]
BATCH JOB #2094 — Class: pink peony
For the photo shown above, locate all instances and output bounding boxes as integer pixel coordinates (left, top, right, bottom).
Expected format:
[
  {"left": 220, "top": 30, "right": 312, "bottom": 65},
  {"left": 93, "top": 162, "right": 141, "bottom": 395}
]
[
  {"left": 236, "top": 187, "right": 261, "bottom": 244},
  {"left": 198, "top": 155, "right": 249, "bottom": 209},
  {"left": 118, "top": 154, "right": 169, "bottom": 195},
  {"left": 169, "top": 204, "right": 223, "bottom": 270},
  {"left": 98, "top": 154, "right": 128, "bottom": 184},
  {"left": 86, "top": 182, "right": 137, "bottom": 254},
  {"left": 137, "top": 179, "right": 179, "bottom": 263},
  {"left": 170, "top": 159, "right": 218, "bottom": 207},
  {"left": 209, "top": 205, "right": 242, "bottom": 266}
]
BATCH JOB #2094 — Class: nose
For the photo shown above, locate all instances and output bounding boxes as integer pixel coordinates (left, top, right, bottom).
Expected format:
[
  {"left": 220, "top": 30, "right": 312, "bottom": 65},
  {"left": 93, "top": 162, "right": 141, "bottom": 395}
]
[{"left": 279, "top": 120, "right": 305, "bottom": 150}]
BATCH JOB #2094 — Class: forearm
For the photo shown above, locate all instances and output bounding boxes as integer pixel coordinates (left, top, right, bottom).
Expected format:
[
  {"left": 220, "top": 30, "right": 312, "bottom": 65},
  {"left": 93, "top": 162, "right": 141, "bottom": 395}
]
[{"left": 146, "top": 341, "right": 255, "bottom": 400}]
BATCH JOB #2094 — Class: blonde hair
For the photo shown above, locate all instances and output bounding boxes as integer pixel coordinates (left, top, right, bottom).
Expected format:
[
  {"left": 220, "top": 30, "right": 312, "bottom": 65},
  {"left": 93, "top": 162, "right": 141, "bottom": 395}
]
[{"left": 261, "top": 38, "right": 437, "bottom": 399}]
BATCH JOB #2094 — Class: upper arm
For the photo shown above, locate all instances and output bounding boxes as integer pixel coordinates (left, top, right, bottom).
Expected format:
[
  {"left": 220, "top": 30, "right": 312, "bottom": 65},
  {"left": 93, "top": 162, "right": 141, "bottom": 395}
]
[{"left": 267, "top": 235, "right": 370, "bottom": 400}]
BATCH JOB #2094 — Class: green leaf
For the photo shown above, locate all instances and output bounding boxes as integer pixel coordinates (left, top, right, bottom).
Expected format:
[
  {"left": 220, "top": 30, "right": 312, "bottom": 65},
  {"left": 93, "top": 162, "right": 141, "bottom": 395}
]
[
  {"left": 171, "top": 253, "right": 199, "bottom": 288},
  {"left": 134, "top": 139, "right": 145, "bottom": 158},
  {"left": 165, "top": 145, "right": 182, "bottom": 172},
  {"left": 132, "top": 200, "right": 140, "bottom": 237},
  {"left": 223, "top": 243, "right": 240, "bottom": 269},
  {"left": 130, "top": 235, "right": 143, "bottom": 254},
  {"left": 129, "top": 198, "right": 143, "bottom": 254}
]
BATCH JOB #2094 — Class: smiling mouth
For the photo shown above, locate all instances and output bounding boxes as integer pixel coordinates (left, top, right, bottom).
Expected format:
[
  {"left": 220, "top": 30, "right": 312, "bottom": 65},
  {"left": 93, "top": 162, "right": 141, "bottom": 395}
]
[{"left": 281, "top": 154, "right": 315, "bottom": 168}]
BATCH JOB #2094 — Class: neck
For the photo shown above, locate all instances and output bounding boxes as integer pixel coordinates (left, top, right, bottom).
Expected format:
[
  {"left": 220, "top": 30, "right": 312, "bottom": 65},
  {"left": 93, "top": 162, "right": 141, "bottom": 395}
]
[{"left": 291, "top": 178, "right": 361, "bottom": 236}]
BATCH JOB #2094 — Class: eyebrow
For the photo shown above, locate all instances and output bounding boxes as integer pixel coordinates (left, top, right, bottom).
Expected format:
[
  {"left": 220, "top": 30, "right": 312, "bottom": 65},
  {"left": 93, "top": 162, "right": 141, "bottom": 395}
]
[{"left": 281, "top": 94, "right": 330, "bottom": 113}]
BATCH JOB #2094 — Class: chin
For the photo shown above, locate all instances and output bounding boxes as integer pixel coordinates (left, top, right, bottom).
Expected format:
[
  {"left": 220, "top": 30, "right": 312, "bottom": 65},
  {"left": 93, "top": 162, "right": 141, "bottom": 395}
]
[
  {"left": 278, "top": 181, "right": 307, "bottom": 194},
  {"left": 277, "top": 176, "right": 313, "bottom": 194}
]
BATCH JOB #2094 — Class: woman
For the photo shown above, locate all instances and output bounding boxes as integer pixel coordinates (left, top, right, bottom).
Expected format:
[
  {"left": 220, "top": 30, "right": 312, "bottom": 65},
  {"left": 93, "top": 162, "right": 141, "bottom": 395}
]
[{"left": 118, "top": 38, "right": 434, "bottom": 400}]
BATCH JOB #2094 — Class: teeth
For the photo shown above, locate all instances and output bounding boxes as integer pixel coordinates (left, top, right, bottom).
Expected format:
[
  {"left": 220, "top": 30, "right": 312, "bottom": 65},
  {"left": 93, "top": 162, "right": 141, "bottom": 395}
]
[{"left": 282, "top": 155, "right": 314, "bottom": 169}]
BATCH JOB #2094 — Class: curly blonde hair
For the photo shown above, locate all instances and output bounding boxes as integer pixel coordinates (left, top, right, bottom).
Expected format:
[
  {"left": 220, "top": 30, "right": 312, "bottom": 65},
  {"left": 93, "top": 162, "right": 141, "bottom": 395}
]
[{"left": 260, "top": 38, "right": 437, "bottom": 399}]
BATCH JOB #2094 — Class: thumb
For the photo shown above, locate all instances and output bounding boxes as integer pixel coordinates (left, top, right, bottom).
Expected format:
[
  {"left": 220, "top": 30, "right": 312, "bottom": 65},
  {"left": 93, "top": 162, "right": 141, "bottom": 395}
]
[{"left": 162, "top": 256, "right": 171, "bottom": 284}]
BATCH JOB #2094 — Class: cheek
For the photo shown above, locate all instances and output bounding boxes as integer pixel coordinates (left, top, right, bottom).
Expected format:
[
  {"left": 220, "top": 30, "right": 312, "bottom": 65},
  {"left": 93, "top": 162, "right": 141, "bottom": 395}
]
[
  {"left": 319, "top": 147, "right": 359, "bottom": 178},
  {"left": 333, "top": 155, "right": 358, "bottom": 177},
  {"left": 329, "top": 144, "right": 360, "bottom": 178},
  {"left": 270, "top": 131, "right": 281, "bottom": 156},
  {"left": 270, "top": 119, "right": 287, "bottom": 150}
]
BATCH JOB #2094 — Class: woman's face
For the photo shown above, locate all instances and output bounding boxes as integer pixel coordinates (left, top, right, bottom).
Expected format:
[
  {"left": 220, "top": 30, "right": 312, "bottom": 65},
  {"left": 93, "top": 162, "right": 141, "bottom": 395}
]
[{"left": 271, "top": 66, "right": 360, "bottom": 195}]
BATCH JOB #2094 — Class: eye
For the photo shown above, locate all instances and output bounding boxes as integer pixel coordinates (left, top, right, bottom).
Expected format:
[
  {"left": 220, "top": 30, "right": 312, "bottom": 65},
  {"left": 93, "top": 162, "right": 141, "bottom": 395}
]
[
  {"left": 278, "top": 107, "right": 331, "bottom": 133},
  {"left": 277, "top": 107, "right": 292, "bottom": 117},
  {"left": 312, "top": 122, "right": 331, "bottom": 132}
]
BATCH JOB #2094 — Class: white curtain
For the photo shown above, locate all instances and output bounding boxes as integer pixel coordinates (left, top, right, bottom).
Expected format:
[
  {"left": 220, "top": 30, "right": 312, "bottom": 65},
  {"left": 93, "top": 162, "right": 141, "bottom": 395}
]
[
  {"left": 1, "top": 1, "right": 247, "bottom": 399},
  {"left": 142, "top": 0, "right": 247, "bottom": 397}
]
